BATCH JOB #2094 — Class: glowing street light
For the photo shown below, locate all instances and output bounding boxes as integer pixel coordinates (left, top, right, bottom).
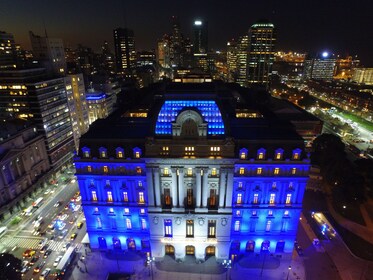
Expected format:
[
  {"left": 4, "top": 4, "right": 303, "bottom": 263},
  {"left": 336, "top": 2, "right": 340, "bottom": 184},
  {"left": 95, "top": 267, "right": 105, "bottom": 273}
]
[{"left": 287, "top": 265, "right": 292, "bottom": 280}]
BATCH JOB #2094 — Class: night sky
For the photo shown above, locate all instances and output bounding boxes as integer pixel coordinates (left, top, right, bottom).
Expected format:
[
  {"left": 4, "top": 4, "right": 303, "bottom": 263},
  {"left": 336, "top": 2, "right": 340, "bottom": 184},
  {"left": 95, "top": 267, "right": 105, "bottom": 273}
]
[{"left": 1, "top": 0, "right": 373, "bottom": 66}]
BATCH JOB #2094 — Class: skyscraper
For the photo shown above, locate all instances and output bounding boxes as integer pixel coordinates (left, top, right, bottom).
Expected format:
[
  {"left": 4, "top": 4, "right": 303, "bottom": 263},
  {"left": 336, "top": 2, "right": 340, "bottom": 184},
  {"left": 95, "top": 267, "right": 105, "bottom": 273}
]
[
  {"left": 303, "top": 52, "right": 336, "bottom": 81},
  {"left": 0, "top": 31, "right": 17, "bottom": 69},
  {"left": 193, "top": 20, "right": 208, "bottom": 55},
  {"left": 29, "top": 31, "right": 66, "bottom": 76},
  {"left": 236, "top": 35, "right": 249, "bottom": 87},
  {"left": 247, "top": 20, "right": 276, "bottom": 87},
  {"left": 226, "top": 39, "right": 238, "bottom": 82},
  {"left": 113, "top": 28, "right": 136, "bottom": 74}
]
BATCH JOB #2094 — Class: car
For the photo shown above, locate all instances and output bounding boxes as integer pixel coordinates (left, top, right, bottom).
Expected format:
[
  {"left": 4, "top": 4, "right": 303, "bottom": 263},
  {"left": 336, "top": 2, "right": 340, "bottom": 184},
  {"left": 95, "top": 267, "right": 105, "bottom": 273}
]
[
  {"left": 53, "top": 256, "right": 63, "bottom": 267},
  {"left": 21, "top": 260, "right": 29, "bottom": 267},
  {"left": 295, "top": 245, "right": 304, "bottom": 256},
  {"left": 48, "top": 221, "right": 56, "bottom": 229},
  {"left": 73, "top": 205, "right": 81, "bottom": 212},
  {"left": 62, "top": 242, "right": 71, "bottom": 251},
  {"left": 43, "top": 249, "right": 52, "bottom": 259},
  {"left": 33, "top": 261, "right": 46, "bottom": 273},
  {"left": 57, "top": 222, "right": 66, "bottom": 231},
  {"left": 40, "top": 245, "right": 48, "bottom": 254},
  {"left": 23, "top": 249, "right": 36, "bottom": 258},
  {"left": 40, "top": 267, "right": 51, "bottom": 280},
  {"left": 70, "top": 233, "right": 77, "bottom": 240},
  {"left": 64, "top": 204, "right": 69, "bottom": 210},
  {"left": 59, "top": 214, "right": 68, "bottom": 221},
  {"left": 53, "top": 201, "right": 61, "bottom": 208},
  {"left": 69, "top": 218, "right": 75, "bottom": 224},
  {"left": 29, "top": 255, "right": 39, "bottom": 265},
  {"left": 38, "top": 238, "right": 48, "bottom": 247},
  {"left": 20, "top": 266, "right": 29, "bottom": 276},
  {"left": 75, "top": 196, "right": 81, "bottom": 202},
  {"left": 58, "top": 229, "right": 68, "bottom": 239},
  {"left": 44, "top": 189, "right": 51, "bottom": 195},
  {"left": 77, "top": 222, "right": 84, "bottom": 229}
]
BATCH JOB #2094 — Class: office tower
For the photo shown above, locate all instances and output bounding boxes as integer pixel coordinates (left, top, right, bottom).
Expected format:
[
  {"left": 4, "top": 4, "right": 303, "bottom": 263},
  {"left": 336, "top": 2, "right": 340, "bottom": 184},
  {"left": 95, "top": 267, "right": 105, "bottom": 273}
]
[
  {"left": 64, "top": 73, "right": 89, "bottom": 151},
  {"left": 303, "top": 52, "right": 336, "bottom": 81},
  {"left": 29, "top": 31, "right": 66, "bottom": 76},
  {"left": 113, "top": 28, "right": 136, "bottom": 74},
  {"left": 0, "top": 120, "right": 50, "bottom": 219},
  {"left": 226, "top": 39, "right": 238, "bottom": 82},
  {"left": 352, "top": 68, "right": 373, "bottom": 85},
  {"left": 170, "top": 16, "right": 184, "bottom": 68},
  {"left": 74, "top": 81, "right": 310, "bottom": 263},
  {"left": 237, "top": 35, "right": 249, "bottom": 87},
  {"left": 0, "top": 31, "right": 17, "bottom": 69},
  {"left": 0, "top": 68, "right": 74, "bottom": 169},
  {"left": 247, "top": 20, "right": 276, "bottom": 87},
  {"left": 101, "top": 41, "right": 115, "bottom": 74},
  {"left": 193, "top": 19, "right": 208, "bottom": 54}
]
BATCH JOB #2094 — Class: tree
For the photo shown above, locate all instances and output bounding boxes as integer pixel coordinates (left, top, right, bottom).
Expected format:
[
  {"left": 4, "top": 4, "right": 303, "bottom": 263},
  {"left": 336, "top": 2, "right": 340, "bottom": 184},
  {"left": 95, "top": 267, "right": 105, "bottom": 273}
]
[
  {"left": 0, "top": 253, "right": 22, "bottom": 280},
  {"left": 311, "top": 133, "right": 345, "bottom": 166}
]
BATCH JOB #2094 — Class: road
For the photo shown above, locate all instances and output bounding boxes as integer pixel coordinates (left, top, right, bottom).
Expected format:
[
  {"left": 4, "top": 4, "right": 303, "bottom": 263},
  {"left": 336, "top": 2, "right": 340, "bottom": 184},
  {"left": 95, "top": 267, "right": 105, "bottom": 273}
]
[{"left": 0, "top": 173, "right": 87, "bottom": 280}]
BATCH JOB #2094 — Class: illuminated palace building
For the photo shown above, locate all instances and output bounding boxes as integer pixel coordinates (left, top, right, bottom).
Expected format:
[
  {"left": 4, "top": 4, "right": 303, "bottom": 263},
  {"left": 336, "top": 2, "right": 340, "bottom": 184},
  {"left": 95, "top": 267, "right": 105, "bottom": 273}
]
[{"left": 74, "top": 82, "right": 311, "bottom": 261}]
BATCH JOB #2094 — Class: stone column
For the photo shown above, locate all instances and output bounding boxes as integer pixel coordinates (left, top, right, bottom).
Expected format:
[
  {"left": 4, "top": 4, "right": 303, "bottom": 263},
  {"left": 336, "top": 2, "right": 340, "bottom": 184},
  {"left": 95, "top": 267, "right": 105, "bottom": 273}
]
[
  {"left": 196, "top": 168, "right": 202, "bottom": 208},
  {"left": 202, "top": 168, "right": 209, "bottom": 208},
  {"left": 171, "top": 168, "right": 178, "bottom": 207},
  {"left": 178, "top": 168, "right": 184, "bottom": 207},
  {"left": 146, "top": 168, "right": 155, "bottom": 206},
  {"left": 219, "top": 168, "right": 226, "bottom": 208},
  {"left": 225, "top": 169, "right": 234, "bottom": 207},
  {"left": 154, "top": 168, "right": 161, "bottom": 207}
]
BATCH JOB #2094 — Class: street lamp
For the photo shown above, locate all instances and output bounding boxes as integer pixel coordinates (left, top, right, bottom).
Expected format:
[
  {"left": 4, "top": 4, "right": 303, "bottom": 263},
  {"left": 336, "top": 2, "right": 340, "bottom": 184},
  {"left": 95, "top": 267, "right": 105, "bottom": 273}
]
[
  {"left": 222, "top": 259, "right": 232, "bottom": 280},
  {"left": 147, "top": 256, "right": 155, "bottom": 280},
  {"left": 287, "top": 265, "right": 292, "bottom": 280},
  {"left": 260, "top": 250, "right": 270, "bottom": 277}
]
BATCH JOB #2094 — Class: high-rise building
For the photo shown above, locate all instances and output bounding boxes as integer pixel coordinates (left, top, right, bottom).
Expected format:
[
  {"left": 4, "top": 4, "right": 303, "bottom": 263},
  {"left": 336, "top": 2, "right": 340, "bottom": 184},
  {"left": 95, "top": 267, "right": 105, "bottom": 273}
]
[
  {"left": 247, "top": 20, "right": 276, "bottom": 87},
  {"left": 29, "top": 31, "right": 66, "bottom": 76},
  {"left": 193, "top": 20, "right": 208, "bottom": 72},
  {"left": 237, "top": 35, "right": 249, "bottom": 87},
  {"left": 101, "top": 41, "right": 115, "bottom": 74},
  {"left": 303, "top": 52, "right": 336, "bottom": 81},
  {"left": 85, "top": 90, "right": 114, "bottom": 125},
  {"left": 0, "top": 68, "right": 74, "bottom": 169},
  {"left": 226, "top": 39, "right": 238, "bottom": 82},
  {"left": 113, "top": 28, "right": 136, "bottom": 74},
  {"left": 64, "top": 73, "right": 89, "bottom": 151},
  {"left": 74, "top": 82, "right": 311, "bottom": 263},
  {"left": 0, "top": 31, "right": 17, "bottom": 69}
]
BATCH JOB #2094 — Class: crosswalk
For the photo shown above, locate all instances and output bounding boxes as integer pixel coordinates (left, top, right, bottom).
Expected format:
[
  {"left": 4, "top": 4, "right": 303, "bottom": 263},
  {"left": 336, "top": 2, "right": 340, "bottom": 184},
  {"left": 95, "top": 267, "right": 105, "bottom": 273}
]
[{"left": 0, "top": 236, "right": 80, "bottom": 252}]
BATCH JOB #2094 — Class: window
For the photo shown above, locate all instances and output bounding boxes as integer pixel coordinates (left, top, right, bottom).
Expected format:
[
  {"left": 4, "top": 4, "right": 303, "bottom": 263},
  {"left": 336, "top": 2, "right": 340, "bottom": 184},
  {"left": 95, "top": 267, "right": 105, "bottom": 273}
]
[
  {"left": 138, "top": 181, "right": 143, "bottom": 187},
  {"left": 236, "top": 210, "right": 241, "bottom": 216},
  {"left": 103, "top": 166, "right": 108, "bottom": 173},
  {"left": 92, "top": 191, "right": 97, "bottom": 201},
  {"left": 97, "top": 217, "right": 102, "bottom": 228},
  {"left": 253, "top": 193, "right": 259, "bottom": 204},
  {"left": 236, "top": 193, "right": 242, "bottom": 204},
  {"left": 257, "top": 167, "right": 262, "bottom": 175},
  {"left": 275, "top": 152, "right": 282, "bottom": 160},
  {"left": 186, "top": 220, "right": 194, "bottom": 237},
  {"left": 293, "top": 153, "right": 299, "bottom": 160},
  {"left": 138, "top": 192, "right": 145, "bottom": 204},
  {"left": 286, "top": 194, "right": 292, "bottom": 205},
  {"left": 101, "top": 150, "right": 107, "bottom": 158},
  {"left": 123, "top": 192, "right": 128, "bottom": 202},
  {"left": 187, "top": 189, "right": 193, "bottom": 206},
  {"left": 210, "top": 146, "right": 220, "bottom": 152},
  {"left": 124, "top": 208, "right": 130, "bottom": 215},
  {"left": 164, "top": 219, "right": 172, "bottom": 237},
  {"left": 185, "top": 146, "right": 195, "bottom": 156},
  {"left": 211, "top": 168, "right": 217, "bottom": 176},
  {"left": 141, "top": 219, "right": 147, "bottom": 230},
  {"left": 94, "top": 207, "right": 99, "bottom": 214},
  {"left": 136, "top": 167, "right": 142, "bottom": 174},
  {"left": 162, "top": 146, "right": 169, "bottom": 151},
  {"left": 208, "top": 220, "right": 216, "bottom": 238},
  {"left": 269, "top": 194, "right": 275, "bottom": 205},
  {"left": 109, "top": 208, "right": 114, "bottom": 214},
  {"left": 107, "top": 191, "right": 113, "bottom": 202},
  {"left": 140, "top": 208, "right": 145, "bottom": 215},
  {"left": 284, "top": 210, "right": 289, "bottom": 216},
  {"left": 258, "top": 152, "right": 264, "bottom": 159},
  {"left": 234, "top": 220, "right": 240, "bottom": 231},
  {"left": 84, "top": 150, "right": 90, "bottom": 158},
  {"left": 239, "top": 148, "right": 248, "bottom": 159},
  {"left": 161, "top": 146, "right": 169, "bottom": 155},
  {"left": 265, "top": 220, "right": 271, "bottom": 232},
  {"left": 238, "top": 182, "right": 243, "bottom": 189},
  {"left": 105, "top": 180, "right": 110, "bottom": 187},
  {"left": 187, "top": 168, "right": 193, "bottom": 176},
  {"left": 135, "top": 151, "right": 140, "bottom": 158},
  {"left": 117, "top": 151, "right": 123, "bottom": 158},
  {"left": 87, "top": 165, "right": 92, "bottom": 172},
  {"left": 126, "top": 218, "right": 132, "bottom": 229},
  {"left": 133, "top": 147, "right": 141, "bottom": 158},
  {"left": 291, "top": 168, "right": 297, "bottom": 175},
  {"left": 252, "top": 210, "right": 257, "bottom": 216},
  {"left": 239, "top": 167, "right": 245, "bottom": 175},
  {"left": 163, "top": 168, "right": 169, "bottom": 175},
  {"left": 272, "top": 182, "right": 277, "bottom": 189},
  {"left": 274, "top": 168, "right": 280, "bottom": 175},
  {"left": 268, "top": 210, "right": 273, "bottom": 216}
]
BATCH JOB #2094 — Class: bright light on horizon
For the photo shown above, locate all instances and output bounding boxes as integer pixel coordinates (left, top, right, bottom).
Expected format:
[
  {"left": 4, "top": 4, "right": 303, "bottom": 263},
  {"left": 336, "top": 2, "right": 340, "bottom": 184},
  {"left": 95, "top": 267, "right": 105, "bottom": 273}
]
[
  {"left": 322, "top": 51, "right": 329, "bottom": 58},
  {"left": 194, "top": 20, "right": 202, "bottom": 26}
]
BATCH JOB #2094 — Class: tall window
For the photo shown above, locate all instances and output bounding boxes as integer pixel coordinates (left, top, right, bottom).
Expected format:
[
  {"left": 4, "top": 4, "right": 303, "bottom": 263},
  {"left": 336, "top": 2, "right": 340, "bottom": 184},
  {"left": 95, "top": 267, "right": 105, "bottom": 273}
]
[
  {"left": 275, "top": 152, "right": 282, "bottom": 160},
  {"left": 268, "top": 210, "right": 273, "bottom": 216},
  {"left": 138, "top": 192, "right": 145, "bottom": 204},
  {"left": 269, "top": 194, "right": 275, "bottom": 205},
  {"left": 265, "top": 220, "right": 271, "bottom": 232},
  {"left": 257, "top": 167, "right": 262, "bottom": 175},
  {"left": 164, "top": 219, "right": 172, "bottom": 237},
  {"left": 123, "top": 192, "right": 128, "bottom": 202},
  {"left": 236, "top": 193, "right": 242, "bottom": 204},
  {"left": 117, "top": 151, "right": 123, "bottom": 158},
  {"left": 87, "top": 165, "right": 92, "bottom": 172},
  {"left": 239, "top": 167, "right": 245, "bottom": 175},
  {"left": 208, "top": 220, "right": 216, "bottom": 238},
  {"left": 163, "top": 168, "right": 169, "bottom": 175},
  {"left": 187, "top": 189, "right": 193, "bottom": 206},
  {"left": 286, "top": 194, "right": 292, "bottom": 205},
  {"left": 141, "top": 219, "right": 147, "bottom": 230},
  {"left": 186, "top": 220, "right": 194, "bottom": 237},
  {"left": 238, "top": 182, "right": 243, "bottom": 189},
  {"left": 84, "top": 150, "right": 90, "bottom": 158},
  {"left": 236, "top": 210, "right": 241, "bottom": 217},
  {"left": 284, "top": 210, "right": 289, "bottom": 216},
  {"left": 234, "top": 220, "right": 240, "bottom": 231},
  {"left": 103, "top": 166, "right": 108, "bottom": 173},
  {"left": 211, "top": 168, "right": 217, "bottom": 176},
  {"left": 291, "top": 168, "right": 297, "bottom": 175},
  {"left": 274, "top": 168, "right": 280, "bottom": 175},
  {"left": 124, "top": 208, "right": 130, "bottom": 215},
  {"left": 126, "top": 218, "right": 132, "bottom": 229},
  {"left": 135, "top": 151, "right": 140, "bottom": 158},
  {"left": 258, "top": 152, "right": 264, "bottom": 159},
  {"left": 240, "top": 152, "right": 246, "bottom": 159},
  {"left": 187, "top": 168, "right": 193, "bottom": 176},
  {"left": 107, "top": 191, "right": 113, "bottom": 202},
  {"left": 136, "top": 167, "right": 142, "bottom": 174},
  {"left": 92, "top": 191, "right": 97, "bottom": 201},
  {"left": 97, "top": 217, "right": 102, "bottom": 228},
  {"left": 293, "top": 152, "right": 299, "bottom": 160},
  {"left": 101, "top": 151, "right": 106, "bottom": 158},
  {"left": 253, "top": 193, "right": 259, "bottom": 204},
  {"left": 209, "top": 189, "right": 217, "bottom": 207}
]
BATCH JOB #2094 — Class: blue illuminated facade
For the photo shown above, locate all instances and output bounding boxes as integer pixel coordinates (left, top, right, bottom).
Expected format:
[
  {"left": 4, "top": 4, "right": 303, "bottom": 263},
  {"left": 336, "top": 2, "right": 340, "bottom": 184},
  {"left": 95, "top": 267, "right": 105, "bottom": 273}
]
[
  {"left": 155, "top": 100, "right": 225, "bottom": 135},
  {"left": 74, "top": 82, "right": 313, "bottom": 263}
]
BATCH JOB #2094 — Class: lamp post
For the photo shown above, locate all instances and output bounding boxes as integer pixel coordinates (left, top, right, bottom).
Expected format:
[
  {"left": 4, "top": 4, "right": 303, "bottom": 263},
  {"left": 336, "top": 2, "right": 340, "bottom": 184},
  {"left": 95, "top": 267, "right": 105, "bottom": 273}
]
[
  {"left": 260, "top": 250, "right": 269, "bottom": 277},
  {"left": 147, "top": 256, "right": 155, "bottom": 280},
  {"left": 222, "top": 259, "right": 232, "bottom": 280},
  {"left": 287, "top": 265, "right": 292, "bottom": 280}
]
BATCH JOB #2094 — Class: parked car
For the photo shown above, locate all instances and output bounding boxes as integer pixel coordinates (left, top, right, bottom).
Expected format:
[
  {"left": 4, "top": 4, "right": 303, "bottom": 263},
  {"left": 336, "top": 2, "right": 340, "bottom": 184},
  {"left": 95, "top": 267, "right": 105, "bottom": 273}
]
[
  {"left": 23, "top": 249, "right": 36, "bottom": 258},
  {"left": 29, "top": 255, "right": 39, "bottom": 265}
]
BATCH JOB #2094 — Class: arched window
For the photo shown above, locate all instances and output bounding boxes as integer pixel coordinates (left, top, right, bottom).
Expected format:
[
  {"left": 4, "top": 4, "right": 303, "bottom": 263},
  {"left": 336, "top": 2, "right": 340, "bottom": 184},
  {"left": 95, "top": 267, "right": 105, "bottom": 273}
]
[
  {"left": 99, "top": 147, "right": 107, "bottom": 158},
  {"left": 239, "top": 148, "right": 248, "bottom": 159},
  {"left": 257, "top": 148, "right": 266, "bottom": 160}
]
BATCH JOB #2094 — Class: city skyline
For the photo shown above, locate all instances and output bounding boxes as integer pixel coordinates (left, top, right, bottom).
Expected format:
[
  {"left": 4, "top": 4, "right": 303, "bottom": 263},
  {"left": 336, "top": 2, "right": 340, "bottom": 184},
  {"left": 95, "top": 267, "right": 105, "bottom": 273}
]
[{"left": 1, "top": 0, "right": 373, "bottom": 65}]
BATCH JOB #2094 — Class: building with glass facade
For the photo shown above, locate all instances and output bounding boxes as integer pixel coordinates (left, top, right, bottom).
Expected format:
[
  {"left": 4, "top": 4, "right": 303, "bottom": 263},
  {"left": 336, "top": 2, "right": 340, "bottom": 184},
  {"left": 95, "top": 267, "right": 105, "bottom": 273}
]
[
  {"left": 113, "top": 28, "right": 136, "bottom": 74},
  {"left": 74, "top": 82, "right": 310, "bottom": 262}
]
